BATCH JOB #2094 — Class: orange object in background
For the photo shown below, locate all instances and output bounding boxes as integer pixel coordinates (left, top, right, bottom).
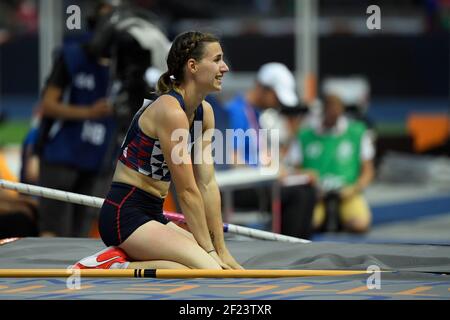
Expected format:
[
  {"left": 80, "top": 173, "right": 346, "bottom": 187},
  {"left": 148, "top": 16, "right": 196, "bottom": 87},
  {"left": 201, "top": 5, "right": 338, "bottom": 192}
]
[
  {"left": 89, "top": 220, "right": 101, "bottom": 239},
  {"left": 407, "top": 113, "right": 450, "bottom": 152},
  {"left": 163, "top": 190, "right": 189, "bottom": 231},
  {"left": 304, "top": 73, "right": 317, "bottom": 104},
  {"left": 0, "top": 151, "right": 19, "bottom": 198},
  {"left": 163, "top": 189, "right": 178, "bottom": 212}
]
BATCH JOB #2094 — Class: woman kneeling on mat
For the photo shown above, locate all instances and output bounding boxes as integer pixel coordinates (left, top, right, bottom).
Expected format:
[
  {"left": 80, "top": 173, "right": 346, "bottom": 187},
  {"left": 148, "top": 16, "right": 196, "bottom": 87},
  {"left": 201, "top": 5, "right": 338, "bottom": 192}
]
[{"left": 73, "top": 31, "right": 242, "bottom": 270}]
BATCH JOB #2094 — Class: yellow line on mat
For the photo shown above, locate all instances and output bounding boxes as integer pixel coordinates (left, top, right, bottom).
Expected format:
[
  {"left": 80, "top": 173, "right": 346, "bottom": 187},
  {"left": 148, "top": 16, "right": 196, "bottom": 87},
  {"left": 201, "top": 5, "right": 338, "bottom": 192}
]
[
  {"left": 396, "top": 286, "right": 433, "bottom": 295},
  {"left": 50, "top": 285, "right": 95, "bottom": 294},
  {"left": 0, "top": 268, "right": 371, "bottom": 278},
  {"left": 337, "top": 286, "right": 370, "bottom": 294},
  {"left": 273, "top": 285, "right": 313, "bottom": 294},
  {"left": 2, "top": 285, "right": 45, "bottom": 293},
  {"left": 239, "top": 285, "right": 279, "bottom": 294}
]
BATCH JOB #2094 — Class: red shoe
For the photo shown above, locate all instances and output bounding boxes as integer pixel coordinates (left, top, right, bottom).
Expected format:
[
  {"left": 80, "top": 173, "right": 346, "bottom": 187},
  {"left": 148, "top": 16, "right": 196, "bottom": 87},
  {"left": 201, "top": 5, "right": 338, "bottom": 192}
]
[{"left": 72, "top": 246, "right": 130, "bottom": 269}]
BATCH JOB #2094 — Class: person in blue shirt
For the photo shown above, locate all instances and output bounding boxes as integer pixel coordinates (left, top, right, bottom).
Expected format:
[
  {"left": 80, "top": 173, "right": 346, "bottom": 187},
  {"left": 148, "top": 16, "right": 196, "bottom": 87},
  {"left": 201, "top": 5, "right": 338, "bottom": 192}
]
[
  {"left": 37, "top": 39, "right": 115, "bottom": 238},
  {"left": 33, "top": 2, "right": 171, "bottom": 238},
  {"left": 225, "top": 63, "right": 299, "bottom": 166},
  {"left": 224, "top": 62, "right": 316, "bottom": 239}
]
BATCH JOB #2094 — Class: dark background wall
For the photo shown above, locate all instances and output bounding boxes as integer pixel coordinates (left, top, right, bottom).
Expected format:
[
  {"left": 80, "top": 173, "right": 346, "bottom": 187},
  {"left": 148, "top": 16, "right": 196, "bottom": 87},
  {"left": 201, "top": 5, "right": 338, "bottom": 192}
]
[
  {"left": 222, "top": 33, "right": 449, "bottom": 97},
  {"left": 0, "top": 35, "right": 39, "bottom": 95},
  {"left": 1, "top": 33, "right": 449, "bottom": 98}
]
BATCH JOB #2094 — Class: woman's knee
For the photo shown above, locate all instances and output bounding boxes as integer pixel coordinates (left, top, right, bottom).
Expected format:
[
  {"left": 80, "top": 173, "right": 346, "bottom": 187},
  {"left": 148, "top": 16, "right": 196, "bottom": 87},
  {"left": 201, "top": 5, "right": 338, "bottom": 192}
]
[
  {"left": 166, "top": 222, "right": 196, "bottom": 244},
  {"left": 181, "top": 247, "right": 222, "bottom": 270},
  {"left": 119, "top": 221, "right": 221, "bottom": 269}
]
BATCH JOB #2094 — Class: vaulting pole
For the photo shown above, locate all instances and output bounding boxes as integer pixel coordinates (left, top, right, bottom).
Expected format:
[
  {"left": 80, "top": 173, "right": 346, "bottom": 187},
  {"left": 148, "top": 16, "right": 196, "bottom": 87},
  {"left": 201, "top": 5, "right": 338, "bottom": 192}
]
[
  {"left": 0, "top": 269, "right": 372, "bottom": 278},
  {"left": 0, "top": 179, "right": 310, "bottom": 243}
]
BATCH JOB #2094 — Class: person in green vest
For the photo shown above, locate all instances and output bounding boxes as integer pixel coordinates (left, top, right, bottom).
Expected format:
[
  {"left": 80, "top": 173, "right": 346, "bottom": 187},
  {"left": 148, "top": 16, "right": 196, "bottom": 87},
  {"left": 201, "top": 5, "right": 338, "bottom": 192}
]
[{"left": 296, "top": 94, "right": 375, "bottom": 233}]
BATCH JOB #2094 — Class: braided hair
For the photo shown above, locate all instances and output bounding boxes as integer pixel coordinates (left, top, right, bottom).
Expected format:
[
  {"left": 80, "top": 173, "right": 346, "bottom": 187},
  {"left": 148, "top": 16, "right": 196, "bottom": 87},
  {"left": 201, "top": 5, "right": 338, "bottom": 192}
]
[{"left": 157, "top": 31, "right": 219, "bottom": 94}]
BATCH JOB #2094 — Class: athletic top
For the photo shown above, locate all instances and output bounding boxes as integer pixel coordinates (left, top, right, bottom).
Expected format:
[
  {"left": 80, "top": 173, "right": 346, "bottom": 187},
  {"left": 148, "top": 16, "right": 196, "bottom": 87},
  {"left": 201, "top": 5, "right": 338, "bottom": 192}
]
[{"left": 118, "top": 90, "right": 204, "bottom": 182}]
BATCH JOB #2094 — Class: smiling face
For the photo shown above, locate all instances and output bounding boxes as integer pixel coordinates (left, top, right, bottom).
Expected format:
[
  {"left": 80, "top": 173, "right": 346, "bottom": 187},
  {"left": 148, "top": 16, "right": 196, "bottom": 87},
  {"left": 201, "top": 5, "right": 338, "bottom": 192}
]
[{"left": 190, "top": 42, "right": 229, "bottom": 92}]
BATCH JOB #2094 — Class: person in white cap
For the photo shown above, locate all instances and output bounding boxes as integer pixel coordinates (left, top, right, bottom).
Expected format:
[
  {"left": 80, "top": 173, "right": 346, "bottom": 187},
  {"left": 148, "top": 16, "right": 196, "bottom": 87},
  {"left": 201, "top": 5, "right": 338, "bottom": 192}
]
[
  {"left": 224, "top": 62, "right": 316, "bottom": 239},
  {"left": 256, "top": 62, "right": 299, "bottom": 108},
  {"left": 225, "top": 62, "right": 299, "bottom": 166}
]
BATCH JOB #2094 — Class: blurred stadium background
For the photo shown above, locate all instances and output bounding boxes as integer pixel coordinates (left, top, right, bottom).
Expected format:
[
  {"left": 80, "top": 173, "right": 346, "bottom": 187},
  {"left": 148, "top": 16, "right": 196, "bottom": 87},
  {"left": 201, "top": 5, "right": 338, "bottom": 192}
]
[{"left": 0, "top": 0, "right": 449, "bottom": 243}]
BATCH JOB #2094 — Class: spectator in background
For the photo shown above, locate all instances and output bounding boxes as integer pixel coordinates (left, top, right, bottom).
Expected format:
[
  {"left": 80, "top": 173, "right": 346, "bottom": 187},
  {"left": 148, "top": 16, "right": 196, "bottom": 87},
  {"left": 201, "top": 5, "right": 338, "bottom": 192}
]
[
  {"left": 16, "top": 1, "right": 120, "bottom": 188},
  {"left": 296, "top": 93, "right": 375, "bottom": 233},
  {"left": 35, "top": 1, "right": 119, "bottom": 238},
  {"left": 36, "top": 36, "right": 115, "bottom": 238},
  {"left": 224, "top": 62, "right": 316, "bottom": 239},
  {"left": 30, "top": 1, "right": 170, "bottom": 238},
  {"left": 321, "top": 77, "right": 375, "bottom": 142},
  {"left": 226, "top": 62, "right": 299, "bottom": 165}
]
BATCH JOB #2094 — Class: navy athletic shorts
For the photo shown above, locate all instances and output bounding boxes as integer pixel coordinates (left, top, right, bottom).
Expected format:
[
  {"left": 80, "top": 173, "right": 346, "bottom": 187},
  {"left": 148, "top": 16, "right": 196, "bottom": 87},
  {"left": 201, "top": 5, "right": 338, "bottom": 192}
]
[{"left": 98, "top": 182, "right": 169, "bottom": 247}]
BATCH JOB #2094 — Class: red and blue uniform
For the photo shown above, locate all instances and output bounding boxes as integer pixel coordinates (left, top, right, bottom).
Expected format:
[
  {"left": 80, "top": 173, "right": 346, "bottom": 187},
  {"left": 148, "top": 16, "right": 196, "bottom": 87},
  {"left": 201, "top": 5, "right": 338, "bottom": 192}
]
[
  {"left": 99, "top": 90, "right": 204, "bottom": 247},
  {"left": 117, "top": 90, "right": 203, "bottom": 181}
]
